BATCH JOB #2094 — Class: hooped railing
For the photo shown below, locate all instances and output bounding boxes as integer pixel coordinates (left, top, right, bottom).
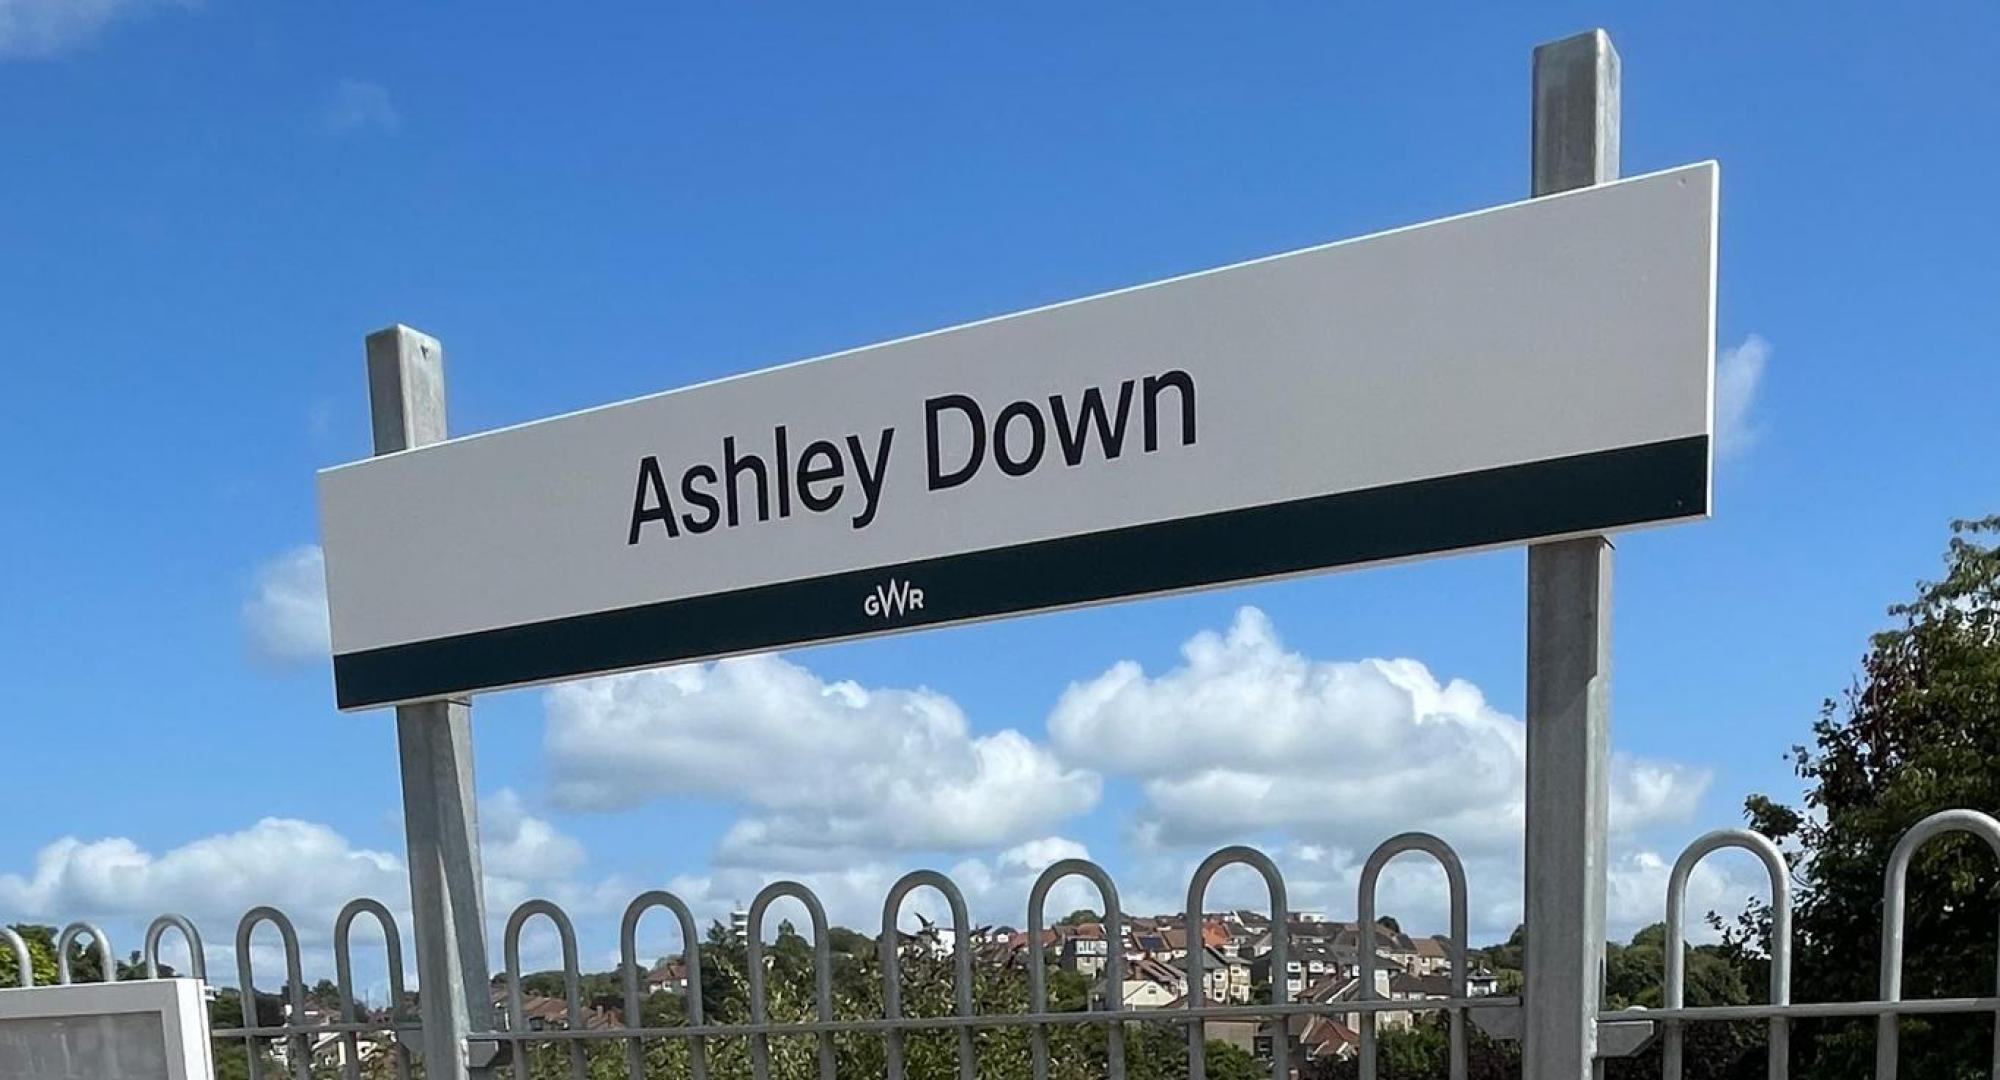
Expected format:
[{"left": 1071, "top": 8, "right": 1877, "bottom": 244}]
[
  {"left": 236, "top": 905, "right": 309, "bottom": 1080},
  {"left": 333, "top": 898, "right": 411, "bottom": 1080},
  {"left": 745, "top": 880, "right": 836, "bottom": 1080},
  {"left": 55, "top": 921, "right": 112, "bottom": 984},
  {"left": 882, "top": 869, "right": 976, "bottom": 1080},
  {"left": 1358, "top": 832, "right": 1469, "bottom": 1080},
  {"left": 1661, "top": 829, "right": 1790, "bottom": 1080},
  {"left": 1596, "top": 808, "right": 2000, "bottom": 1080},
  {"left": 1025, "top": 856, "right": 1125, "bottom": 1080},
  {"left": 9, "top": 812, "right": 2000, "bottom": 1078},
  {"left": 1877, "top": 809, "right": 2000, "bottom": 1080},
  {"left": 620, "top": 889, "right": 707, "bottom": 1080},
  {"left": 143, "top": 913, "right": 207, "bottom": 981},
  {"left": 0, "top": 926, "right": 30, "bottom": 989},
  {"left": 504, "top": 898, "right": 588, "bottom": 1080},
  {"left": 1185, "top": 845, "right": 1289, "bottom": 1080}
]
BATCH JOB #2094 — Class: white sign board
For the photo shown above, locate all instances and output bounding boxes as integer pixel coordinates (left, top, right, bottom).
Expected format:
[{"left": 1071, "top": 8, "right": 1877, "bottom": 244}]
[
  {"left": 0, "top": 980, "right": 214, "bottom": 1080},
  {"left": 322, "top": 162, "right": 1717, "bottom": 709}
]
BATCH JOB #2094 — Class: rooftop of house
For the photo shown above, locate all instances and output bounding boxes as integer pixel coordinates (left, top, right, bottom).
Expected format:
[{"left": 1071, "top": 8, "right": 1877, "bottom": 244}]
[
  {"left": 1389, "top": 972, "right": 1455, "bottom": 998},
  {"left": 1122, "top": 956, "right": 1187, "bottom": 987},
  {"left": 1299, "top": 1014, "right": 1361, "bottom": 1059}
]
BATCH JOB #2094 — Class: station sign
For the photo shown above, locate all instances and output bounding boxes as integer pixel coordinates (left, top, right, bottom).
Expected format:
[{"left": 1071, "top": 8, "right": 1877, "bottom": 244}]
[{"left": 321, "top": 162, "right": 1717, "bottom": 709}]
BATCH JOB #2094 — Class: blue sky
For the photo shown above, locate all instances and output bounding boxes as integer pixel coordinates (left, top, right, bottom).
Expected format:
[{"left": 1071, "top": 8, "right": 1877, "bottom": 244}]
[{"left": 3, "top": 3, "right": 1997, "bottom": 988}]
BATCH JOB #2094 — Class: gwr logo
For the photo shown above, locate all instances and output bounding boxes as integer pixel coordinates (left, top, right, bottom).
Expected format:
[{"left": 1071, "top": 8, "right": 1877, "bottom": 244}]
[{"left": 863, "top": 579, "right": 926, "bottom": 619}]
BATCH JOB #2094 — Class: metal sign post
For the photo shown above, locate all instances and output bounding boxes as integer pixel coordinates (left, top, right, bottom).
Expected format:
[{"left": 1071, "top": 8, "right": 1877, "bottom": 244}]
[
  {"left": 365, "top": 326, "right": 498, "bottom": 1080},
  {"left": 1524, "top": 29, "right": 1620, "bottom": 1080}
]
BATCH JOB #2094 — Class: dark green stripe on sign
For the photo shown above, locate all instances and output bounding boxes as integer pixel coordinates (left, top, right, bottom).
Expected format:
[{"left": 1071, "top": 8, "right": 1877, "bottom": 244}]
[{"left": 333, "top": 435, "right": 1707, "bottom": 709}]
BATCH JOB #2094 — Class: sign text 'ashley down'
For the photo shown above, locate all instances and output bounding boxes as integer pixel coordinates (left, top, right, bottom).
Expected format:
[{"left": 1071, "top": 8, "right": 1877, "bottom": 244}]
[{"left": 626, "top": 369, "right": 1198, "bottom": 545}]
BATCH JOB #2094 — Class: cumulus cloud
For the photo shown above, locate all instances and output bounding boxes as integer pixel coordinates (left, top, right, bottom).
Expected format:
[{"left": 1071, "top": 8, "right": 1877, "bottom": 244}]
[
  {"left": 1050, "top": 607, "right": 1709, "bottom": 855},
  {"left": 1715, "top": 333, "right": 1771, "bottom": 458},
  {"left": 0, "top": 791, "right": 598, "bottom": 986},
  {"left": 1605, "top": 846, "right": 1780, "bottom": 944},
  {"left": 325, "top": 79, "right": 400, "bottom": 134},
  {"left": 542, "top": 608, "right": 1722, "bottom": 943},
  {"left": 479, "top": 789, "right": 587, "bottom": 883},
  {"left": 544, "top": 655, "right": 1100, "bottom": 869},
  {"left": 0, "top": 818, "right": 403, "bottom": 930},
  {"left": 0, "top": 0, "right": 196, "bottom": 59},
  {"left": 242, "top": 544, "right": 331, "bottom": 666}
]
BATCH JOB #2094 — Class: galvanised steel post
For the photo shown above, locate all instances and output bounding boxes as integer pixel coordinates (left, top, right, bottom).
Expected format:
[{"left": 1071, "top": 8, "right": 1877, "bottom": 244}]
[
  {"left": 1523, "top": 29, "right": 1619, "bottom": 1080},
  {"left": 366, "top": 325, "right": 498, "bottom": 1079}
]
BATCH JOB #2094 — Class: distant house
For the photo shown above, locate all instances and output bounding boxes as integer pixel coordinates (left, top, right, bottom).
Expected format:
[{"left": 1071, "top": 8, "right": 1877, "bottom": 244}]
[
  {"left": 1216, "top": 919, "right": 1260, "bottom": 961},
  {"left": 643, "top": 958, "right": 688, "bottom": 995},
  {"left": 972, "top": 926, "right": 1056, "bottom": 969},
  {"left": 1107, "top": 956, "right": 1186, "bottom": 1010},
  {"left": 1195, "top": 945, "right": 1253, "bottom": 1004},
  {"left": 1250, "top": 941, "right": 1391, "bottom": 999},
  {"left": 1329, "top": 924, "right": 1421, "bottom": 976},
  {"left": 1298, "top": 1015, "right": 1362, "bottom": 1062},
  {"left": 1130, "top": 930, "right": 1174, "bottom": 961},
  {"left": 492, "top": 988, "right": 623, "bottom": 1033},
  {"left": 1412, "top": 935, "right": 1455, "bottom": 976},
  {"left": 1257, "top": 1011, "right": 1359, "bottom": 1065},
  {"left": 1285, "top": 918, "right": 1340, "bottom": 949},
  {"left": 1059, "top": 922, "right": 1110, "bottom": 979},
  {"left": 1221, "top": 909, "right": 1271, "bottom": 955},
  {"left": 304, "top": 1032, "right": 395, "bottom": 1072},
  {"left": 1180, "top": 946, "right": 1243, "bottom": 1005},
  {"left": 1386, "top": 971, "right": 1455, "bottom": 1027},
  {"left": 1467, "top": 966, "right": 1501, "bottom": 997}
]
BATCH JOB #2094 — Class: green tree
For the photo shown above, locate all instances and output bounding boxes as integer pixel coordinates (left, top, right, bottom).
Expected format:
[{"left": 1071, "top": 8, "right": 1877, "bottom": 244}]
[
  {"left": 0, "top": 924, "right": 61, "bottom": 987},
  {"left": 1202, "top": 1039, "right": 1262, "bottom": 1080},
  {"left": 1737, "top": 515, "right": 2000, "bottom": 1079}
]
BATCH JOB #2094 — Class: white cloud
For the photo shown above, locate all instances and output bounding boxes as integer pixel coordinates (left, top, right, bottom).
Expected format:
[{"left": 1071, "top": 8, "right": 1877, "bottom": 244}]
[
  {"left": 0, "top": 0, "right": 195, "bottom": 59},
  {"left": 544, "top": 655, "right": 1100, "bottom": 869},
  {"left": 325, "top": 79, "right": 400, "bottom": 134},
  {"left": 478, "top": 789, "right": 587, "bottom": 883},
  {"left": 0, "top": 818, "right": 402, "bottom": 929},
  {"left": 544, "top": 608, "right": 1724, "bottom": 945},
  {"left": 1604, "top": 847, "right": 1773, "bottom": 945},
  {"left": 0, "top": 795, "right": 594, "bottom": 932},
  {"left": 1715, "top": 333, "right": 1771, "bottom": 459},
  {"left": 1034, "top": 608, "right": 1741, "bottom": 943},
  {"left": 1050, "top": 607, "right": 1709, "bottom": 856},
  {"left": 242, "top": 544, "right": 331, "bottom": 666},
  {"left": 0, "top": 794, "right": 600, "bottom": 987}
]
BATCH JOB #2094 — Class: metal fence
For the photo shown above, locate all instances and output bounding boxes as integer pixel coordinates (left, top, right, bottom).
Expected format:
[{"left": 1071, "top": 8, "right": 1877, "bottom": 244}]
[{"left": 5, "top": 808, "right": 1998, "bottom": 1080}]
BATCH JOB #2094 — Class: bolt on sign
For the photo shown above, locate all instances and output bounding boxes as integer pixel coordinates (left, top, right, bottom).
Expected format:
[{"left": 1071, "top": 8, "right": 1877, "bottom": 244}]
[{"left": 320, "top": 163, "right": 1717, "bottom": 710}]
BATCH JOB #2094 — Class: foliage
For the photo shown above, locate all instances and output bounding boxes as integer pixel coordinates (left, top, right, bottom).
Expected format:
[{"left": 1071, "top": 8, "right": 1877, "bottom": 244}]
[
  {"left": 0, "top": 924, "right": 61, "bottom": 987},
  {"left": 1735, "top": 515, "right": 2000, "bottom": 1079},
  {"left": 498, "top": 920, "right": 1284, "bottom": 1079}
]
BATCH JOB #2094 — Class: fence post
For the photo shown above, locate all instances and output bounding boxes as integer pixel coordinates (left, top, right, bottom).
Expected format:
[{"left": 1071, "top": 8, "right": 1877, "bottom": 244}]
[
  {"left": 366, "top": 324, "right": 498, "bottom": 1079},
  {"left": 1523, "top": 29, "right": 1619, "bottom": 1080}
]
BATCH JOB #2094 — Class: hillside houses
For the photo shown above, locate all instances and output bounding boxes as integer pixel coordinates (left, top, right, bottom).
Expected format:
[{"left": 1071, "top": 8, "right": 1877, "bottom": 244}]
[
  {"left": 949, "top": 908, "right": 1493, "bottom": 1056},
  {"left": 489, "top": 986, "right": 625, "bottom": 1032}
]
